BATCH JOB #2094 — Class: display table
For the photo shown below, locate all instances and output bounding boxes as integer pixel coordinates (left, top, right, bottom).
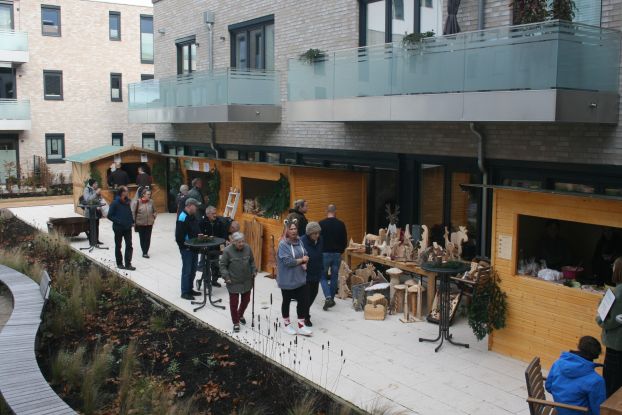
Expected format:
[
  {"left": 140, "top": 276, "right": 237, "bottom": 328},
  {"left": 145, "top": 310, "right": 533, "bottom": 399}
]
[
  {"left": 185, "top": 237, "right": 226, "bottom": 312},
  {"left": 344, "top": 250, "right": 438, "bottom": 312},
  {"left": 602, "top": 387, "right": 622, "bottom": 415},
  {"left": 418, "top": 262, "right": 471, "bottom": 352}
]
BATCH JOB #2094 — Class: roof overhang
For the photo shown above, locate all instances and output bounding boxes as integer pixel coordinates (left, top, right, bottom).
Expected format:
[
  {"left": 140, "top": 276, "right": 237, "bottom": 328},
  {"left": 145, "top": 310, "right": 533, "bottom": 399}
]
[
  {"left": 128, "top": 104, "right": 282, "bottom": 124},
  {"left": 460, "top": 184, "right": 622, "bottom": 202},
  {"left": 286, "top": 89, "right": 619, "bottom": 124}
]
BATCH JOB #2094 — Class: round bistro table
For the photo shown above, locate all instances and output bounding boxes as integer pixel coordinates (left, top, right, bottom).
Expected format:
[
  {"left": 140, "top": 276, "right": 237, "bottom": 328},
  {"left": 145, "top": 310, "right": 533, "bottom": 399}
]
[{"left": 185, "top": 236, "right": 226, "bottom": 312}]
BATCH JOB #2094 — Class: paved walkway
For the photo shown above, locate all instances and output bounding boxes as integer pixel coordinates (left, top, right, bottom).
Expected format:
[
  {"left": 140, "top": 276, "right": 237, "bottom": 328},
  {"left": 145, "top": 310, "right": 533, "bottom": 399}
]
[{"left": 11, "top": 204, "right": 530, "bottom": 415}]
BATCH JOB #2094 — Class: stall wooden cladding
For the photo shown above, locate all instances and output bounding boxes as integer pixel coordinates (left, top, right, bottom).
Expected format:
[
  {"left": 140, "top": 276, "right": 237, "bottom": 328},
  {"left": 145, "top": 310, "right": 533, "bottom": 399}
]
[
  {"left": 178, "top": 157, "right": 232, "bottom": 213},
  {"left": 490, "top": 189, "right": 622, "bottom": 369}
]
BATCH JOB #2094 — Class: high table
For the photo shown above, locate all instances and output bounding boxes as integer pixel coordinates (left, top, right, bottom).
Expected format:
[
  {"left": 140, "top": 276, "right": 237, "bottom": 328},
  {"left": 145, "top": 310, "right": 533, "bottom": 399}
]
[
  {"left": 78, "top": 202, "right": 108, "bottom": 253},
  {"left": 418, "top": 262, "right": 471, "bottom": 352},
  {"left": 344, "top": 250, "right": 438, "bottom": 312},
  {"left": 185, "top": 237, "right": 226, "bottom": 312},
  {"left": 602, "top": 387, "right": 622, "bottom": 415}
]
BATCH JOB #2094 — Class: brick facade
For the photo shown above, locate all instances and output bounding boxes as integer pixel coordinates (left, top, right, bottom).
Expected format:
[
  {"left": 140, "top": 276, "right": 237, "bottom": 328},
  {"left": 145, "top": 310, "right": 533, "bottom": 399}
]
[
  {"left": 11, "top": 0, "right": 155, "bottom": 176},
  {"left": 151, "top": 0, "right": 622, "bottom": 167}
]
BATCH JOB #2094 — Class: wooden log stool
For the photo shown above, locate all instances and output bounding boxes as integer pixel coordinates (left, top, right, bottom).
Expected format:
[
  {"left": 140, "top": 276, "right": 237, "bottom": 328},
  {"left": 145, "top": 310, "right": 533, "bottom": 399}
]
[
  {"left": 386, "top": 267, "right": 403, "bottom": 301},
  {"left": 364, "top": 293, "right": 388, "bottom": 320},
  {"left": 400, "top": 283, "right": 425, "bottom": 323},
  {"left": 393, "top": 284, "right": 407, "bottom": 314}
]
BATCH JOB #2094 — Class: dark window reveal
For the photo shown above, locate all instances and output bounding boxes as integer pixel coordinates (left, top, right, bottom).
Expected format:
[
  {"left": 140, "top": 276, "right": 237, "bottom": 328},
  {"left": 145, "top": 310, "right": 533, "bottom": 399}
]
[
  {"left": 140, "top": 15, "right": 153, "bottom": 63},
  {"left": 41, "top": 5, "right": 61, "bottom": 36},
  {"left": 110, "top": 73, "right": 122, "bottom": 102},
  {"left": 45, "top": 133, "right": 65, "bottom": 163},
  {"left": 43, "top": 70, "right": 63, "bottom": 100},
  {"left": 109, "top": 11, "right": 121, "bottom": 40}
]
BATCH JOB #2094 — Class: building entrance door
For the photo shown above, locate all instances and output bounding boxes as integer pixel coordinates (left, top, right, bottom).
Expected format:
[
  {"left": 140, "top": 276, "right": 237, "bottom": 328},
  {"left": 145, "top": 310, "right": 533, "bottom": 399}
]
[{"left": 0, "top": 135, "right": 18, "bottom": 184}]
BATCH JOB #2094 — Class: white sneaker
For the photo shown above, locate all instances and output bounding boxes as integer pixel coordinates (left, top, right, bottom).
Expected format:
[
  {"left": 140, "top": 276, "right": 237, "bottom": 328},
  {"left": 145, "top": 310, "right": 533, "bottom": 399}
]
[
  {"left": 283, "top": 324, "right": 297, "bottom": 335},
  {"left": 297, "top": 324, "right": 313, "bottom": 337}
]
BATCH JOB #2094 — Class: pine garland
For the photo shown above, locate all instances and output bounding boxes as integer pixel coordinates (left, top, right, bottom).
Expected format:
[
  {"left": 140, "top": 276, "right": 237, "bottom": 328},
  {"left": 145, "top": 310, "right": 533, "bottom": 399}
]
[
  {"left": 206, "top": 169, "right": 220, "bottom": 208},
  {"left": 259, "top": 174, "right": 290, "bottom": 219},
  {"left": 468, "top": 269, "right": 508, "bottom": 341}
]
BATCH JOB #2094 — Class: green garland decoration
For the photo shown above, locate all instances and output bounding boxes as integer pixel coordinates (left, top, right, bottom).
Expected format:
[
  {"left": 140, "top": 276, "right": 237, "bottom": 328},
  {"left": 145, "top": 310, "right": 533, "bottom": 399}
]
[
  {"left": 259, "top": 174, "right": 290, "bottom": 219},
  {"left": 151, "top": 162, "right": 166, "bottom": 187},
  {"left": 206, "top": 169, "right": 220, "bottom": 207},
  {"left": 86, "top": 167, "right": 103, "bottom": 187},
  {"left": 468, "top": 270, "right": 508, "bottom": 341}
]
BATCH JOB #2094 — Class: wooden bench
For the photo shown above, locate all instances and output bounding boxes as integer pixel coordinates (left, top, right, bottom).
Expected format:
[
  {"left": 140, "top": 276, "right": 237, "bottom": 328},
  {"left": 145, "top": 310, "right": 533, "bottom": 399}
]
[{"left": 0, "top": 265, "right": 76, "bottom": 415}]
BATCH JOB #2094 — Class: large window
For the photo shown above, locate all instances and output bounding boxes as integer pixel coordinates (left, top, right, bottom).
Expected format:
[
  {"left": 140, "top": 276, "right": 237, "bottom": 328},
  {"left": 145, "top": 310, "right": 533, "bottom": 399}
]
[
  {"left": 43, "top": 70, "right": 63, "bottom": 100},
  {"left": 0, "top": 68, "right": 15, "bottom": 99},
  {"left": 176, "top": 36, "right": 197, "bottom": 75},
  {"left": 0, "top": 3, "right": 13, "bottom": 30},
  {"left": 142, "top": 133, "right": 156, "bottom": 150},
  {"left": 229, "top": 15, "right": 274, "bottom": 70},
  {"left": 110, "top": 73, "right": 122, "bottom": 102},
  {"left": 140, "top": 15, "right": 153, "bottom": 63},
  {"left": 45, "top": 134, "right": 65, "bottom": 163},
  {"left": 41, "top": 5, "right": 61, "bottom": 37},
  {"left": 109, "top": 11, "right": 121, "bottom": 41},
  {"left": 112, "top": 133, "right": 123, "bottom": 146}
]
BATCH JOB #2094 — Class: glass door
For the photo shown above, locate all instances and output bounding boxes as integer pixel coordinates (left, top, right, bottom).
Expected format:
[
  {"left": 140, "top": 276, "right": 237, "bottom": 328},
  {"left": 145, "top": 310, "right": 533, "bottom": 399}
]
[
  {"left": 0, "top": 3, "right": 13, "bottom": 30},
  {"left": 0, "top": 68, "right": 15, "bottom": 99},
  {"left": 235, "top": 32, "right": 248, "bottom": 69},
  {"left": 249, "top": 28, "right": 264, "bottom": 69}
]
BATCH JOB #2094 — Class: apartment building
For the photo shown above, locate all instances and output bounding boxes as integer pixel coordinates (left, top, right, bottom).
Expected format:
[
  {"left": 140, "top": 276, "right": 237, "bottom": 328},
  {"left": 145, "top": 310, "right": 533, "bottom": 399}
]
[
  {"left": 128, "top": 0, "right": 622, "bottom": 255},
  {"left": 0, "top": 0, "right": 155, "bottom": 181}
]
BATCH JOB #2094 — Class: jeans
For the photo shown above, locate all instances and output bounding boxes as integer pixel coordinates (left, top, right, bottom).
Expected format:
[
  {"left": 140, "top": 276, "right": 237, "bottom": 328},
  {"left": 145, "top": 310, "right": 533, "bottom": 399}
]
[
  {"left": 113, "top": 226, "right": 133, "bottom": 267},
  {"left": 136, "top": 225, "right": 153, "bottom": 255},
  {"left": 229, "top": 291, "right": 251, "bottom": 325},
  {"left": 604, "top": 347, "right": 622, "bottom": 398},
  {"left": 180, "top": 248, "right": 198, "bottom": 295},
  {"left": 320, "top": 252, "right": 341, "bottom": 299},
  {"left": 281, "top": 285, "right": 309, "bottom": 320}
]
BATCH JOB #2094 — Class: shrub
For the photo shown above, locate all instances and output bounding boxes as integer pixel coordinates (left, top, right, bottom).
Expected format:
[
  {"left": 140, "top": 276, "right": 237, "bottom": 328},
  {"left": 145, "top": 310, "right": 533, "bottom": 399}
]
[
  {"left": 51, "top": 346, "right": 86, "bottom": 391},
  {"left": 150, "top": 312, "right": 170, "bottom": 333},
  {"left": 0, "top": 248, "right": 43, "bottom": 283},
  {"left": 119, "top": 341, "right": 138, "bottom": 415},
  {"left": 32, "top": 231, "right": 72, "bottom": 261},
  {"left": 287, "top": 393, "right": 318, "bottom": 415},
  {"left": 82, "top": 343, "right": 114, "bottom": 415}
]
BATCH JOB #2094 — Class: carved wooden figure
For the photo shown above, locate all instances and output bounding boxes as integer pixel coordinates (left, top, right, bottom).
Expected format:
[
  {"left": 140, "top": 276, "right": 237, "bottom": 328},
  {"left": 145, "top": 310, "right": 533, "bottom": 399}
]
[
  {"left": 450, "top": 226, "right": 469, "bottom": 257},
  {"left": 420, "top": 225, "right": 429, "bottom": 252}
]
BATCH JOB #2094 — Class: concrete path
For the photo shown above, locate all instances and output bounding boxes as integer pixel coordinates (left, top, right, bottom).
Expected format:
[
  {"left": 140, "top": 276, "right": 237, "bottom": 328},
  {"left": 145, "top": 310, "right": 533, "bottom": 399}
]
[{"left": 11, "top": 204, "right": 531, "bottom": 415}]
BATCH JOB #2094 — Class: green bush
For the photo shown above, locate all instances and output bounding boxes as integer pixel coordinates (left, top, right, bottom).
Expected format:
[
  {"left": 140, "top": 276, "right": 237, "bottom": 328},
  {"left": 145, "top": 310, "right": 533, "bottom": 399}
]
[
  {"left": 82, "top": 343, "right": 114, "bottom": 415},
  {"left": 51, "top": 346, "right": 86, "bottom": 390}
]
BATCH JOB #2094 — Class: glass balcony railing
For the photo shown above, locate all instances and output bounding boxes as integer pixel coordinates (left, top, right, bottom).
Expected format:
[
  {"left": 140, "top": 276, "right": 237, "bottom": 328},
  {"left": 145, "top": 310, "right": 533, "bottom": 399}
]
[
  {"left": 128, "top": 68, "right": 280, "bottom": 110},
  {"left": 288, "top": 20, "right": 622, "bottom": 102},
  {"left": 0, "top": 29, "right": 28, "bottom": 52},
  {"left": 0, "top": 99, "right": 30, "bottom": 120}
]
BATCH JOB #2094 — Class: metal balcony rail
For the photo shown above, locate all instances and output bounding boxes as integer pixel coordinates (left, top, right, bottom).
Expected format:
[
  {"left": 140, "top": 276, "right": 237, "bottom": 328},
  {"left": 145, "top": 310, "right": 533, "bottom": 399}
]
[
  {"left": 0, "top": 29, "right": 28, "bottom": 52},
  {"left": 0, "top": 99, "right": 30, "bottom": 120}
]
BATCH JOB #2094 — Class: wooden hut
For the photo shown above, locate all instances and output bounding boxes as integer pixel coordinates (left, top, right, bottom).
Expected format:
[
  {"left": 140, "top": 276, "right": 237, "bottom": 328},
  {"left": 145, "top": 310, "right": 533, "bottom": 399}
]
[
  {"left": 485, "top": 186, "right": 622, "bottom": 368},
  {"left": 67, "top": 145, "right": 168, "bottom": 213},
  {"left": 177, "top": 156, "right": 367, "bottom": 271}
]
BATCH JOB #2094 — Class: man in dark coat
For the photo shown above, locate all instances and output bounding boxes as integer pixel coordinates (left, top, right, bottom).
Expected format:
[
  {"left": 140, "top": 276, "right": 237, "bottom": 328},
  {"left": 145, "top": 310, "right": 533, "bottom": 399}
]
[
  {"left": 176, "top": 198, "right": 202, "bottom": 300},
  {"left": 287, "top": 199, "right": 308, "bottom": 236},
  {"left": 319, "top": 204, "right": 348, "bottom": 310},
  {"left": 200, "top": 205, "right": 228, "bottom": 287},
  {"left": 107, "top": 186, "right": 135, "bottom": 270},
  {"left": 108, "top": 162, "right": 130, "bottom": 188}
]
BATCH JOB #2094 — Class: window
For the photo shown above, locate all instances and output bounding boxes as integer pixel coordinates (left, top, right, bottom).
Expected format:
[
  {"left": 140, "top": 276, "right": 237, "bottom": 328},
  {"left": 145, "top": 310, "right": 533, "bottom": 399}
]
[
  {"left": 0, "top": 3, "right": 13, "bottom": 30},
  {"left": 109, "top": 11, "right": 121, "bottom": 40},
  {"left": 110, "top": 73, "right": 122, "bottom": 101},
  {"left": 229, "top": 15, "right": 274, "bottom": 70},
  {"left": 140, "top": 15, "right": 153, "bottom": 63},
  {"left": 176, "top": 36, "right": 197, "bottom": 75},
  {"left": 43, "top": 70, "right": 63, "bottom": 100},
  {"left": 141, "top": 74, "right": 154, "bottom": 81},
  {"left": 142, "top": 133, "right": 156, "bottom": 150},
  {"left": 45, "top": 134, "right": 65, "bottom": 163},
  {"left": 41, "top": 5, "right": 61, "bottom": 36},
  {"left": 360, "top": 0, "right": 439, "bottom": 45},
  {"left": 112, "top": 133, "right": 123, "bottom": 146}
]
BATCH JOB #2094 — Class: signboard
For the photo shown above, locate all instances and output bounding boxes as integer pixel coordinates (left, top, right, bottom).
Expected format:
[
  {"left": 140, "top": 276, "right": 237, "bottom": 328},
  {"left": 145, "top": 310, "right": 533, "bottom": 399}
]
[{"left": 497, "top": 233, "right": 513, "bottom": 260}]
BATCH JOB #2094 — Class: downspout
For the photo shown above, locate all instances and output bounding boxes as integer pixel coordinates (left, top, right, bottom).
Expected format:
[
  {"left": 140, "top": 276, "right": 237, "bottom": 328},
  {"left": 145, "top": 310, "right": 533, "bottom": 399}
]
[
  {"left": 208, "top": 123, "right": 219, "bottom": 159},
  {"left": 206, "top": 18, "right": 219, "bottom": 159},
  {"left": 478, "top": 0, "right": 485, "bottom": 30},
  {"left": 469, "top": 122, "right": 487, "bottom": 257}
]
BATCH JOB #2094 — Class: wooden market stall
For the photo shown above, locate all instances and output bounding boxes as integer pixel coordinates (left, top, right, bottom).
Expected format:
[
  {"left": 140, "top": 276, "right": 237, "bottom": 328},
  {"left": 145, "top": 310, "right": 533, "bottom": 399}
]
[
  {"left": 67, "top": 145, "right": 168, "bottom": 213},
  {"left": 487, "top": 187, "right": 622, "bottom": 368},
  {"left": 177, "top": 156, "right": 368, "bottom": 272}
]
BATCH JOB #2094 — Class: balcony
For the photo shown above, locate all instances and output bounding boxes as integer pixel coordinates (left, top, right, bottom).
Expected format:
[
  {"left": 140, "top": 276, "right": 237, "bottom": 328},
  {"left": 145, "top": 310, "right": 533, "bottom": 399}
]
[
  {"left": 0, "top": 30, "right": 29, "bottom": 64},
  {"left": 0, "top": 99, "right": 31, "bottom": 130},
  {"left": 128, "top": 68, "right": 281, "bottom": 123},
  {"left": 287, "top": 21, "right": 621, "bottom": 123}
]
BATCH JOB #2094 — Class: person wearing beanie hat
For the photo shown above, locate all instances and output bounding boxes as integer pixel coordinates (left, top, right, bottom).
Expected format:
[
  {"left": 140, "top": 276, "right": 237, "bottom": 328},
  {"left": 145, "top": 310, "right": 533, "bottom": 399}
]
[
  {"left": 220, "top": 232, "right": 257, "bottom": 333},
  {"left": 176, "top": 197, "right": 202, "bottom": 300},
  {"left": 301, "top": 221, "right": 323, "bottom": 327}
]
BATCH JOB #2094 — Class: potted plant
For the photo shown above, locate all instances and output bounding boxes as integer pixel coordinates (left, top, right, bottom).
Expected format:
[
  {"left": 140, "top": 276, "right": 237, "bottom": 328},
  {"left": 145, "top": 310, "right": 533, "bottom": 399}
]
[
  {"left": 511, "top": 0, "right": 548, "bottom": 24},
  {"left": 549, "top": 0, "right": 576, "bottom": 21},
  {"left": 401, "top": 31, "right": 435, "bottom": 50},
  {"left": 299, "top": 48, "right": 326, "bottom": 64}
]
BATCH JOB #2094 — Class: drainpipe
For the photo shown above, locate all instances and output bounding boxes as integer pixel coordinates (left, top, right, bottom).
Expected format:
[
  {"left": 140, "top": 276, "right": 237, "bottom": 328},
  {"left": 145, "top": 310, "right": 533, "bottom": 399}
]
[
  {"left": 205, "top": 12, "right": 217, "bottom": 158},
  {"left": 469, "top": 122, "right": 487, "bottom": 257},
  {"left": 478, "top": 0, "right": 485, "bottom": 30},
  {"left": 208, "top": 122, "right": 219, "bottom": 159}
]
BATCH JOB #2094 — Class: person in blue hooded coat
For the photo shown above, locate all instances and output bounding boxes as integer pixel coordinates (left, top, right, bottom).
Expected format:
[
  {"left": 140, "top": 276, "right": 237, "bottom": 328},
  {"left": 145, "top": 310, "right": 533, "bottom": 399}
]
[{"left": 545, "top": 336, "right": 607, "bottom": 415}]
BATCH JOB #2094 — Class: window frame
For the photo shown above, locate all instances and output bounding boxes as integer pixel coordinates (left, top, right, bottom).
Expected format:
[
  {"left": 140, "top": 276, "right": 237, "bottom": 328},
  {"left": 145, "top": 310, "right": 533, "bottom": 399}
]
[
  {"left": 141, "top": 74, "right": 154, "bottom": 81},
  {"left": 0, "top": 2, "right": 14, "bottom": 30},
  {"left": 109, "top": 11, "right": 121, "bottom": 41},
  {"left": 142, "top": 133, "right": 156, "bottom": 151},
  {"left": 175, "top": 35, "right": 197, "bottom": 75},
  {"left": 358, "top": 0, "right": 420, "bottom": 46},
  {"left": 228, "top": 14, "right": 274, "bottom": 70},
  {"left": 41, "top": 5, "right": 61, "bottom": 37},
  {"left": 111, "top": 133, "right": 123, "bottom": 147},
  {"left": 45, "top": 133, "right": 65, "bottom": 164},
  {"left": 140, "top": 14, "right": 154, "bottom": 64},
  {"left": 110, "top": 72, "right": 122, "bottom": 102},
  {"left": 43, "top": 70, "right": 63, "bottom": 101}
]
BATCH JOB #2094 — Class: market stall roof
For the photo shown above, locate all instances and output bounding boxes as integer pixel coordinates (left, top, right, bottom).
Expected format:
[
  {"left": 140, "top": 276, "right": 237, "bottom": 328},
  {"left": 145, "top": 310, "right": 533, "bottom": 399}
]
[
  {"left": 461, "top": 184, "right": 622, "bottom": 202},
  {"left": 65, "top": 145, "right": 164, "bottom": 164}
]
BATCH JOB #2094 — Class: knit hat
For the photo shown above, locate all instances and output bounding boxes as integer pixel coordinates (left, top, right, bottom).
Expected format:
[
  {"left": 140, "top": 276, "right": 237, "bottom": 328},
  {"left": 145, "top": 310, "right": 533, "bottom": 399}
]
[
  {"left": 306, "top": 221, "right": 321, "bottom": 235},
  {"left": 185, "top": 197, "right": 200, "bottom": 207},
  {"left": 231, "top": 232, "right": 245, "bottom": 242}
]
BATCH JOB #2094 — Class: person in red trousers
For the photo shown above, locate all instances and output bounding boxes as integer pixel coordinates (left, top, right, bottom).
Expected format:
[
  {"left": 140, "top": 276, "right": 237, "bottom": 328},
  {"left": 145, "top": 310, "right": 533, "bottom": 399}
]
[{"left": 219, "top": 232, "right": 257, "bottom": 333}]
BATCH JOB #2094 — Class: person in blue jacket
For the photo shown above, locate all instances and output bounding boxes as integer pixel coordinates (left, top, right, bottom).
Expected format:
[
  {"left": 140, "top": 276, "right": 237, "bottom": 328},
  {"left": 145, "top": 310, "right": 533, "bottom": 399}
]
[
  {"left": 301, "top": 221, "right": 323, "bottom": 327},
  {"left": 545, "top": 336, "right": 607, "bottom": 415},
  {"left": 107, "top": 186, "right": 135, "bottom": 271}
]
